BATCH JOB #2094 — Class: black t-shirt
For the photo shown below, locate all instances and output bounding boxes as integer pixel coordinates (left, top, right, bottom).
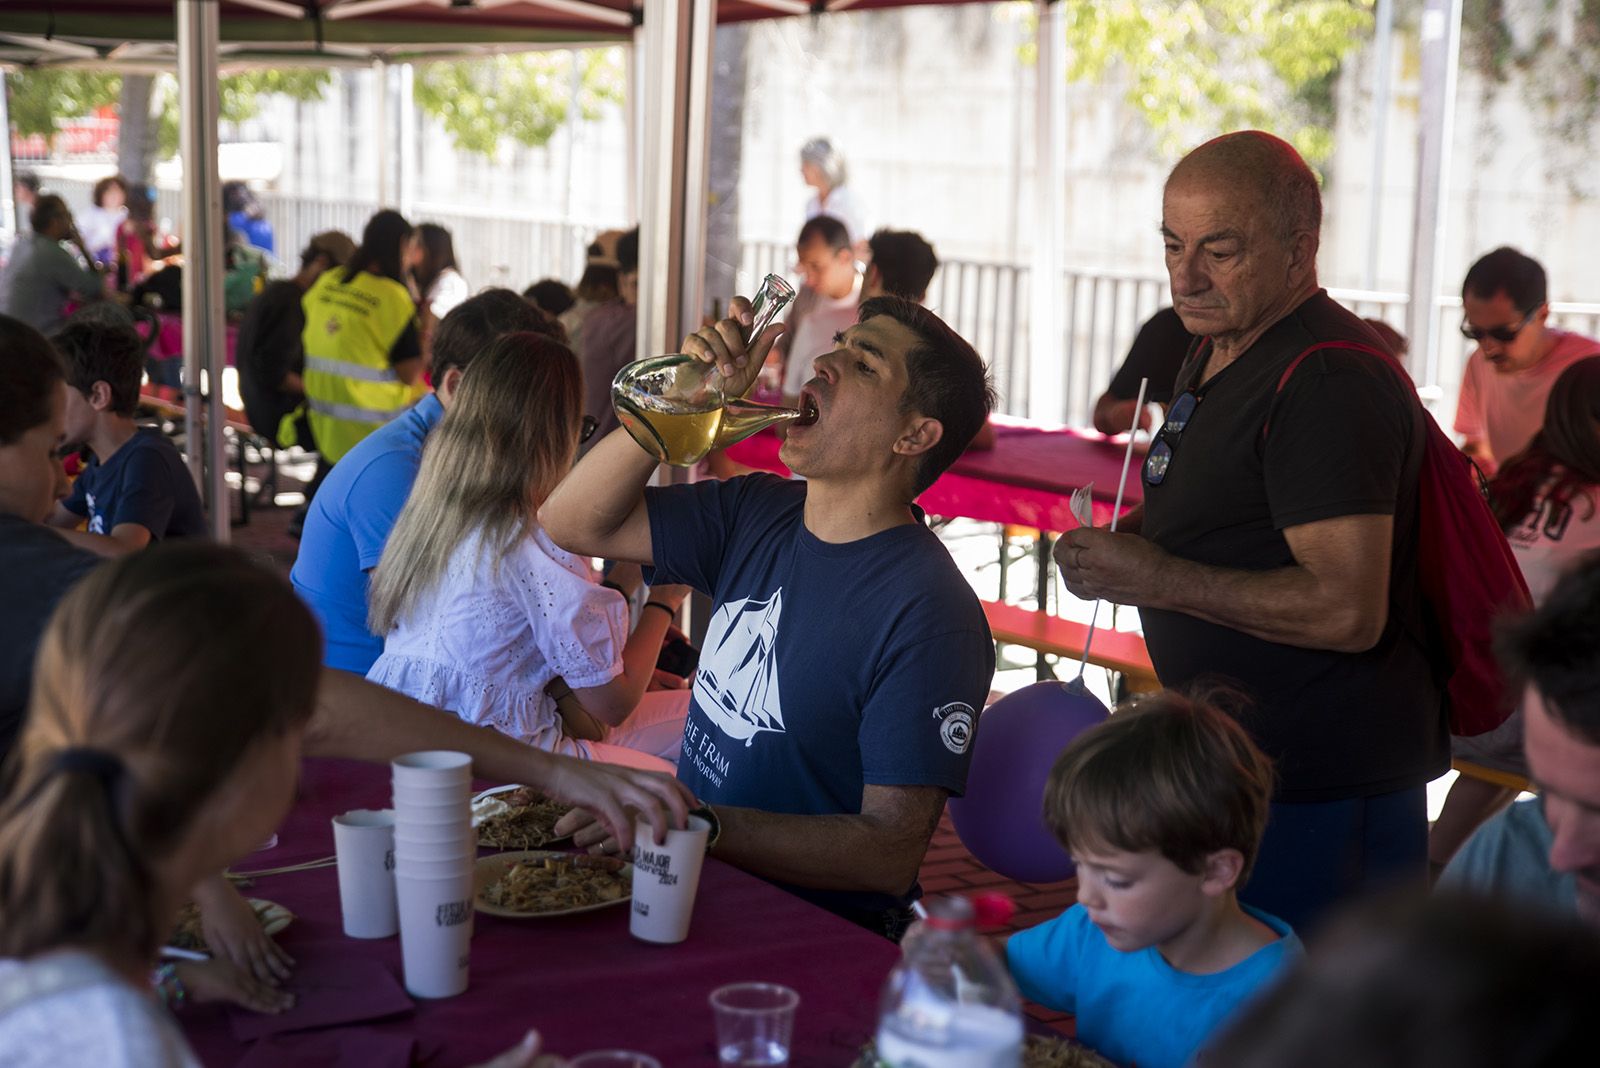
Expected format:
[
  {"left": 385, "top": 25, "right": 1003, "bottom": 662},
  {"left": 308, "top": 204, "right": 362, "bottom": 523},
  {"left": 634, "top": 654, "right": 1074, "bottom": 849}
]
[
  {"left": 1139, "top": 291, "right": 1446, "bottom": 802},
  {"left": 0, "top": 516, "right": 100, "bottom": 754},
  {"left": 1107, "top": 307, "right": 1195, "bottom": 406},
  {"left": 236, "top": 280, "right": 307, "bottom": 437},
  {"left": 62, "top": 428, "right": 206, "bottom": 542}
]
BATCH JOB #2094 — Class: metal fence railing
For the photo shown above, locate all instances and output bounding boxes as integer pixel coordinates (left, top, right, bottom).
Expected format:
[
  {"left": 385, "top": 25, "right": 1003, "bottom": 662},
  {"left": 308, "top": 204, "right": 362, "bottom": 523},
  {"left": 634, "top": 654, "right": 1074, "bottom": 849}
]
[{"left": 38, "top": 180, "right": 1600, "bottom": 429}]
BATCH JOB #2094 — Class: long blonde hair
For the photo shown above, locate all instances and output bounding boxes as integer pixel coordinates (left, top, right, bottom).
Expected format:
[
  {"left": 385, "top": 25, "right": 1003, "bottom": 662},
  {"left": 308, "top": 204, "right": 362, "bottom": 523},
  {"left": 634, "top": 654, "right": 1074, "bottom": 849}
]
[
  {"left": 369, "top": 331, "right": 583, "bottom": 634},
  {"left": 0, "top": 545, "right": 320, "bottom": 961}
]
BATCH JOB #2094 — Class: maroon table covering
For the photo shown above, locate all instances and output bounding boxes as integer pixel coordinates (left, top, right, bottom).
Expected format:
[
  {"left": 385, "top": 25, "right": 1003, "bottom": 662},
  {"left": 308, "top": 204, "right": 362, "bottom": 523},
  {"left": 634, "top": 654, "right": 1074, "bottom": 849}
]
[
  {"left": 723, "top": 417, "right": 1141, "bottom": 532},
  {"left": 182, "top": 759, "right": 900, "bottom": 1067}
]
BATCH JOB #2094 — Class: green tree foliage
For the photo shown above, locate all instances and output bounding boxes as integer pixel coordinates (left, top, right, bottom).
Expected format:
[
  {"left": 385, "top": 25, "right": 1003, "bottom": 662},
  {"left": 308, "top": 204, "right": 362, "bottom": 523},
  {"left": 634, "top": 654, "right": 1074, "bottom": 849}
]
[
  {"left": 5, "top": 68, "right": 331, "bottom": 157},
  {"left": 413, "top": 48, "right": 624, "bottom": 156},
  {"left": 1053, "top": 0, "right": 1375, "bottom": 167}
]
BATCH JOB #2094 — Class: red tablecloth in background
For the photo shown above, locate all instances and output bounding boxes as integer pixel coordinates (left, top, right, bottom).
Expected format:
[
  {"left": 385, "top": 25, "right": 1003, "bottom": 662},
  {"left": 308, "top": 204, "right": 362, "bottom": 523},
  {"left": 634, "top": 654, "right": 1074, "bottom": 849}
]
[
  {"left": 723, "top": 417, "right": 1141, "bottom": 532},
  {"left": 182, "top": 759, "right": 900, "bottom": 1067},
  {"left": 150, "top": 313, "right": 240, "bottom": 368}
]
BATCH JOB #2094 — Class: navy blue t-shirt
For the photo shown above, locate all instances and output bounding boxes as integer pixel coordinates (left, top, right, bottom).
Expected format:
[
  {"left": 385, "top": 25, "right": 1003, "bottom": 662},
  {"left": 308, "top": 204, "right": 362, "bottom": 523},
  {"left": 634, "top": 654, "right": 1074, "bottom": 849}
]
[
  {"left": 63, "top": 428, "right": 205, "bottom": 541},
  {"left": 645, "top": 474, "right": 995, "bottom": 913}
]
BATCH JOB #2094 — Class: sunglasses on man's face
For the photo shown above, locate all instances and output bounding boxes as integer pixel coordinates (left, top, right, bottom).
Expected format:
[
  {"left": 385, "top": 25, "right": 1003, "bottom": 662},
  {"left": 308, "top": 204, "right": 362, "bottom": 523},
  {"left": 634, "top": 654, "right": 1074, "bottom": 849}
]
[
  {"left": 580, "top": 415, "right": 599, "bottom": 444},
  {"left": 1142, "top": 390, "right": 1199, "bottom": 487},
  {"left": 1459, "top": 308, "right": 1535, "bottom": 344}
]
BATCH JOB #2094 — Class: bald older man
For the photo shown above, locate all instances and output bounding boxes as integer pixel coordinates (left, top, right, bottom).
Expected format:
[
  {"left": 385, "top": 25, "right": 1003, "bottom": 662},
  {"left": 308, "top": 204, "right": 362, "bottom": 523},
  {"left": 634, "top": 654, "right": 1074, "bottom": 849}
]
[{"left": 1057, "top": 131, "right": 1446, "bottom": 933}]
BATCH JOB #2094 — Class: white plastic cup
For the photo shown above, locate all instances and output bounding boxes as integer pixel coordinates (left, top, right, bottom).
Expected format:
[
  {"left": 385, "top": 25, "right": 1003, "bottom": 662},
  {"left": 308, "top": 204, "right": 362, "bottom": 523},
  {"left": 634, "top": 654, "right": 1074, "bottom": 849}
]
[
  {"left": 331, "top": 809, "right": 398, "bottom": 939},
  {"left": 393, "top": 849, "right": 477, "bottom": 873},
  {"left": 393, "top": 818, "right": 474, "bottom": 841},
  {"left": 710, "top": 983, "right": 799, "bottom": 1068},
  {"left": 629, "top": 815, "right": 709, "bottom": 944},
  {"left": 395, "top": 869, "right": 474, "bottom": 998},
  {"left": 391, "top": 751, "right": 472, "bottom": 788},
  {"left": 391, "top": 779, "right": 472, "bottom": 802}
]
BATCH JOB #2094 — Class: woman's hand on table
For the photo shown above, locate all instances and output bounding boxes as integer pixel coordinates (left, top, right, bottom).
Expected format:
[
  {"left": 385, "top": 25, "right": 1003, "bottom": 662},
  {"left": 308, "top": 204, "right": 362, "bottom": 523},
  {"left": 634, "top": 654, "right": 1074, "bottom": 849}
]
[
  {"left": 544, "top": 759, "right": 693, "bottom": 854},
  {"left": 174, "top": 958, "right": 295, "bottom": 1015},
  {"left": 192, "top": 873, "right": 294, "bottom": 985}
]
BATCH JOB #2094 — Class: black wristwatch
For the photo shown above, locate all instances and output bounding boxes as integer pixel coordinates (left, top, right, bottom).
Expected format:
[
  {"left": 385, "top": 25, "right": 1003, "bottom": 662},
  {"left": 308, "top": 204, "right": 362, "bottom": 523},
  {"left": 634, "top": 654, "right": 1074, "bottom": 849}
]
[{"left": 690, "top": 800, "right": 721, "bottom": 853}]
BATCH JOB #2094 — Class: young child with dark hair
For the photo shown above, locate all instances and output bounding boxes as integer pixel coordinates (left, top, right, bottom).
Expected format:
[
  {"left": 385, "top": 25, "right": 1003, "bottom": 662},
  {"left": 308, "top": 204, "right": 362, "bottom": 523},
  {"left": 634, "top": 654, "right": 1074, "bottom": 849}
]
[
  {"left": 46, "top": 317, "right": 204, "bottom": 555},
  {"left": 1006, "top": 689, "right": 1301, "bottom": 1068}
]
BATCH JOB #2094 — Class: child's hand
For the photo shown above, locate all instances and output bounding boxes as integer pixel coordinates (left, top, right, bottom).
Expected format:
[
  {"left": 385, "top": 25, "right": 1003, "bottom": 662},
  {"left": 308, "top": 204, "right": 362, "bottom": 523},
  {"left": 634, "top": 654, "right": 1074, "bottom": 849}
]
[
  {"left": 174, "top": 958, "right": 295, "bottom": 1015},
  {"left": 193, "top": 874, "right": 294, "bottom": 984}
]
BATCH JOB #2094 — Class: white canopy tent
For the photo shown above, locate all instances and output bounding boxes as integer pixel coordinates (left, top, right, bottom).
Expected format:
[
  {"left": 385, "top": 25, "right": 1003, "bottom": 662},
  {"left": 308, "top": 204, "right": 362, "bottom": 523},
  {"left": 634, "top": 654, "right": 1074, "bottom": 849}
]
[{"left": 0, "top": 0, "right": 1462, "bottom": 542}]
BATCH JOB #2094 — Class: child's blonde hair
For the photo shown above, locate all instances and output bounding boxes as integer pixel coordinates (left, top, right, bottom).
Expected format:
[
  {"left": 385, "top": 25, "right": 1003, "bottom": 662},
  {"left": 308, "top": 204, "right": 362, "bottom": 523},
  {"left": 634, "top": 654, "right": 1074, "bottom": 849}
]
[{"left": 1043, "top": 687, "right": 1274, "bottom": 884}]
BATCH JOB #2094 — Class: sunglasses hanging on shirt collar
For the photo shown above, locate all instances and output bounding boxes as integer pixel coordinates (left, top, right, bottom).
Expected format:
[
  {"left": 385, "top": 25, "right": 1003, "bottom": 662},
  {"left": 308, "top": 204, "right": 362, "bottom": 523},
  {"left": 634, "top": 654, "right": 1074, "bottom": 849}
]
[{"left": 1142, "top": 390, "right": 1200, "bottom": 486}]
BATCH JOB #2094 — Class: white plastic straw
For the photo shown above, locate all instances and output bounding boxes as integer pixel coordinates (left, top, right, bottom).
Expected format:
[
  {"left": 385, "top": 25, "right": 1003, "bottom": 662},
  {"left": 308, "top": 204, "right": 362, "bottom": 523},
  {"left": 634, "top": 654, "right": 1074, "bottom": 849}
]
[{"left": 1076, "top": 377, "right": 1148, "bottom": 681}]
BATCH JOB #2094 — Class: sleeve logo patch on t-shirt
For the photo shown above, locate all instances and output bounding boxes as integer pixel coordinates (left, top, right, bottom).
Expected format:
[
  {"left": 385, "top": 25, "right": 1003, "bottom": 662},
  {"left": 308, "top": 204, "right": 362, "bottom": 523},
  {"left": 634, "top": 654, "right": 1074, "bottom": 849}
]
[{"left": 934, "top": 702, "right": 976, "bottom": 754}]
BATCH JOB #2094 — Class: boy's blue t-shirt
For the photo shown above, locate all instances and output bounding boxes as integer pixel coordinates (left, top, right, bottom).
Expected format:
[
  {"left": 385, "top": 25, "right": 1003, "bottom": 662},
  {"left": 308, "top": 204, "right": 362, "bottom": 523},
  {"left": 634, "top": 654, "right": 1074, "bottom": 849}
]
[
  {"left": 290, "top": 393, "right": 440, "bottom": 674},
  {"left": 645, "top": 474, "right": 995, "bottom": 914},
  {"left": 63, "top": 428, "right": 205, "bottom": 541},
  {"left": 1006, "top": 903, "right": 1300, "bottom": 1068}
]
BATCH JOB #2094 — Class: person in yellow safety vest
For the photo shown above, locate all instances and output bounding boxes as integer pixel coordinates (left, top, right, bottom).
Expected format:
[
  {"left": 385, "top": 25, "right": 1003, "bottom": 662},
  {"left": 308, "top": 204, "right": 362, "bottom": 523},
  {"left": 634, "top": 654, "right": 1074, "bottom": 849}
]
[{"left": 301, "top": 209, "right": 427, "bottom": 468}]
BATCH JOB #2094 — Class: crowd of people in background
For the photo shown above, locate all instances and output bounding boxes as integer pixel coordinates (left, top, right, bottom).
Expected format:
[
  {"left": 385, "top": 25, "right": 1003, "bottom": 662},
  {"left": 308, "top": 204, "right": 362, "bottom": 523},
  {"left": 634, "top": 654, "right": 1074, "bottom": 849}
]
[{"left": 0, "top": 127, "right": 1598, "bottom": 1067}]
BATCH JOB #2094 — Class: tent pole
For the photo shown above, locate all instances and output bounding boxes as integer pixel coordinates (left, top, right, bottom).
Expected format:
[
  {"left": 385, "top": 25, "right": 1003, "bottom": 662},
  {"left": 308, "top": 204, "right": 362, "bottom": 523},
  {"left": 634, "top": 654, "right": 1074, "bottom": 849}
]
[
  {"left": 399, "top": 62, "right": 416, "bottom": 218},
  {"left": 1028, "top": 0, "right": 1065, "bottom": 423},
  {"left": 177, "top": 0, "right": 230, "bottom": 541},
  {"left": 373, "top": 59, "right": 391, "bottom": 205},
  {"left": 1406, "top": 0, "right": 1463, "bottom": 397},
  {"left": 0, "top": 79, "right": 15, "bottom": 241},
  {"left": 624, "top": 32, "right": 641, "bottom": 225},
  {"left": 1363, "top": 0, "right": 1396, "bottom": 291},
  {"left": 636, "top": 0, "right": 713, "bottom": 367}
]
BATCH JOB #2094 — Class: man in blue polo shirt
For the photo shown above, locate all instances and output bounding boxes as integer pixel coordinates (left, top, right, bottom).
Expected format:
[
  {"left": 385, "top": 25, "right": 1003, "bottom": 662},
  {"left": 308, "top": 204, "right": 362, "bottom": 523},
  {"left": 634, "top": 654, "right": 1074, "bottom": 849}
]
[
  {"left": 542, "top": 296, "right": 996, "bottom": 938},
  {"left": 291, "top": 289, "right": 550, "bottom": 673}
]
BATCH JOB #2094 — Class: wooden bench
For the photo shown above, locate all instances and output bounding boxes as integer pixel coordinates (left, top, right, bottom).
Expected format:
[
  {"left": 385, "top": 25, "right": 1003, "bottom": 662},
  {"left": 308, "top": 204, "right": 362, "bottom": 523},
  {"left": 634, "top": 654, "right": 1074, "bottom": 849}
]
[
  {"left": 982, "top": 599, "right": 1160, "bottom": 694},
  {"left": 137, "top": 390, "right": 280, "bottom": 524},
  {"left": 1450, "top": 759, "right": 1530, "bottom": 793}
]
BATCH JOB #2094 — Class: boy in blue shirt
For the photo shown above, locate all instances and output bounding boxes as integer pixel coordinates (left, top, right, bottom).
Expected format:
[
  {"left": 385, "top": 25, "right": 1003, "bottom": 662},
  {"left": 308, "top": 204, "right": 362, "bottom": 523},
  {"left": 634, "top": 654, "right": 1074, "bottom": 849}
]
[
  {"left": 46, "top": 317, "right": 204, "bottom": 555},
  {"left": 1006, "top": 690, "right": 1300, "bottom": 1068}
]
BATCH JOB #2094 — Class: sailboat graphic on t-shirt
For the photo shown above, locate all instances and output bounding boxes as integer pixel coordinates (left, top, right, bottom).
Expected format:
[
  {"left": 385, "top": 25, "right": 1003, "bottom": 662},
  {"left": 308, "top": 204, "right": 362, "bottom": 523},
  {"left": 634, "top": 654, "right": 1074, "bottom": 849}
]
[{"left": 693, "top": 590, "right": 785, "bottom": 747}]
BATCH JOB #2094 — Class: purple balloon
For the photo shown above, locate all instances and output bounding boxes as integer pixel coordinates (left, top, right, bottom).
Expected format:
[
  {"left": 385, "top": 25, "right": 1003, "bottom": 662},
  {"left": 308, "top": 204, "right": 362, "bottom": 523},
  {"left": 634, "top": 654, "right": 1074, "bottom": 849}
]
[{"left": 948, "top": 679, "right": 1110, "bottom": 884}]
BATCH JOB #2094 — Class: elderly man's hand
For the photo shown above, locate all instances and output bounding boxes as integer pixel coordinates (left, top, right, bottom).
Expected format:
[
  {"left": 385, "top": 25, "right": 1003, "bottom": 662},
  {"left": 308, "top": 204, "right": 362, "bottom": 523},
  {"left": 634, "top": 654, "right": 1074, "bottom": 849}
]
[{"left": 1055, "top": 527, "right": 1169, "bottom": 606}]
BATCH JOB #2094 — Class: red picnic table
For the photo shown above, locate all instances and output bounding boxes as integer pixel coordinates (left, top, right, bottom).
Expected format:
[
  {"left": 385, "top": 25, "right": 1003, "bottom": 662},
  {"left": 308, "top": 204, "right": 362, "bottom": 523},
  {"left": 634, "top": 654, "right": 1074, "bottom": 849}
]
[
  {"left": 181, "top": 759, "right": 901, "bottom": 1067},
  {"left": 723, "top": 415, "right": 1142, "bottom": 531}
]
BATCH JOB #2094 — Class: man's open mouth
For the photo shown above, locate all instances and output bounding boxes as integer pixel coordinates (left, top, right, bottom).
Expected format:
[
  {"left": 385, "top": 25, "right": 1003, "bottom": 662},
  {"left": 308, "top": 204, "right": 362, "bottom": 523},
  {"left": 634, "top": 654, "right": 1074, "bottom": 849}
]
[{"left": 795, "top": 390, "right": 820, "bottom": 427}]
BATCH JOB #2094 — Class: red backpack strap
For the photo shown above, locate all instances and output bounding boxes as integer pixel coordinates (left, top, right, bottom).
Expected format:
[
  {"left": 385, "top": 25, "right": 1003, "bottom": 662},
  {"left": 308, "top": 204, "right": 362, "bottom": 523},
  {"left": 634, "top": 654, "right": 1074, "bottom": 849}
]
[{"left": 1264, "top": 339, "right": 1406, "bottom": 437}]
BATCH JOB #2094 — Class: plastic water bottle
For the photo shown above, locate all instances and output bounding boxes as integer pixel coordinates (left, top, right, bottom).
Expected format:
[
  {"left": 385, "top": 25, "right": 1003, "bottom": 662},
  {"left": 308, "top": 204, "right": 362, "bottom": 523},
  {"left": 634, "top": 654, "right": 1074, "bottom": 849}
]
[{"left": 875, "top": 896, "right": 1023, "bottom": 1068}]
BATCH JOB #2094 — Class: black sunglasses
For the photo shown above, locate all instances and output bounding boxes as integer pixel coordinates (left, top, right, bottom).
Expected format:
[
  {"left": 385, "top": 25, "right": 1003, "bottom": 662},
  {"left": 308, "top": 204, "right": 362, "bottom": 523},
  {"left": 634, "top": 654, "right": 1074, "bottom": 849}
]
[
  {"left": 579, "top": 415, "right": 599, "bottom": 444},
  {"left": 1142, "top": 391, "right": 1199, "bottom": 487},
  {"left": 1460, "top": 308, "right": 1535, "bottom": 343}
]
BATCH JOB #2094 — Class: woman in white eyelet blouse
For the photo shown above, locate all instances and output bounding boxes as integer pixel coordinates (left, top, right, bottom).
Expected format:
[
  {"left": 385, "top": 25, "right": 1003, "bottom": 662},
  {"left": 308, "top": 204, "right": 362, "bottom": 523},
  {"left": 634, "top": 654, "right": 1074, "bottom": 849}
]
[{"left": 366, "top": 331, "right": 690, "bottom": 772}]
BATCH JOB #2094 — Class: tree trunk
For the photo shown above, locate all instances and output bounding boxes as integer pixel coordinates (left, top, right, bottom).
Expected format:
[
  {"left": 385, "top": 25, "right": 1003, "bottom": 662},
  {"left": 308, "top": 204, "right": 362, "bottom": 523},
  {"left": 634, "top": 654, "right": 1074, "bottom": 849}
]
[
  {"left": 704, "top": 24, "right": 749, "bottom": 308},
  {"left": 116, "top": 74, "right": 156, "bottom": 185}
]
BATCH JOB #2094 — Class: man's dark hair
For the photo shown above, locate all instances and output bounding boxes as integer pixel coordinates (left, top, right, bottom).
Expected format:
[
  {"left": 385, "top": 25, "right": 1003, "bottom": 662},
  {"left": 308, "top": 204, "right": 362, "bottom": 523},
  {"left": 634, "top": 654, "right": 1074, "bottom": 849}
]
[
  {"left": 52, "top": 319, "right": 144, "bottom": 417},
  {"left": 15, "top": 172, "right": 40, "bottom": 195},
  {"left": 431, "top": 287, "right": 555, "bottom": 380},
  {"left": 1496, "top": 551, "right": 1600, "bottom": 745},
  {"left": 867, "top": 229, "right": 939, "bottom": 302},
  {"left": 0, "top": 315, "right": 64, "bottom": 445},
  {"left": 858, "top": 295, "right": 994, "bottom": 495},
  {"left": 1463, "top": 247, "right": 1547, "bottom": 313},
  {"left": 615, "top": 227, "right": 639, "bottom": 275},
  {"left": 524, "top": 279, "right": 575, "bottom": 318},
  {"left": 30, "top": 195, "right": 69, "bottom": 234},
  {"left": 798, "top": 214, "right": 851, "bottom": 254}
]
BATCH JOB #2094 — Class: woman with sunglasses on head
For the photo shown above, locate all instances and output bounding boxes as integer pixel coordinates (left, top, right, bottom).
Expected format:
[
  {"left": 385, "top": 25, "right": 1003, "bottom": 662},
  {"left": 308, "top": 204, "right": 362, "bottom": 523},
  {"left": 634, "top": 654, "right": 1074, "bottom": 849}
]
[
  {"left": 1430, "top": 356, "right": 1600, "bottom": 874},
  {"left": 366, "top": 332, "right": 691, "bottom": 770}
]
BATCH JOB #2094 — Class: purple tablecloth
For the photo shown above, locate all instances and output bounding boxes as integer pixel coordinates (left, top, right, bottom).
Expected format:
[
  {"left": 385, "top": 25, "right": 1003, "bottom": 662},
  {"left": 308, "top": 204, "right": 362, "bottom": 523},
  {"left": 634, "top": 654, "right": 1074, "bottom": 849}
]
[{"left": 182, "top": 759, "right": 900, "bottom": 1067}]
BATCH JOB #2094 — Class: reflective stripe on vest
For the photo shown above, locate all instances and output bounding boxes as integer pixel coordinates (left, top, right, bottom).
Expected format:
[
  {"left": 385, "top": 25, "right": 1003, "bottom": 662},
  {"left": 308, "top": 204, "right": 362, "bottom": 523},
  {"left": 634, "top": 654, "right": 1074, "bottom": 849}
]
[
  {"left": 306, "top": 397, "right": 402, "bottom": 426},
  {"left": 304, "top": 355, "right": 400, "bottom": 383}
]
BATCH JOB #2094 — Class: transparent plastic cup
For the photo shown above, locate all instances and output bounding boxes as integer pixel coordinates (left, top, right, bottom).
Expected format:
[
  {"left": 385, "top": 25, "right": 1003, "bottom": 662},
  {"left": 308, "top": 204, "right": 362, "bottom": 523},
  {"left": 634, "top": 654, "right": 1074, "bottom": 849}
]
[{"left": 710, "top": 982, "right": 798, "bottom": 1067}]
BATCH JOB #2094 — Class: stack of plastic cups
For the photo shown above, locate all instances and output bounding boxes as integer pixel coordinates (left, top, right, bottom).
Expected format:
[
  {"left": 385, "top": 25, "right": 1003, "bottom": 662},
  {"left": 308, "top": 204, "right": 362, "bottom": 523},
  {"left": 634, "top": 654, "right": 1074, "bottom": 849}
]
[{"left": 391, "top": 750, "right": 475, "bottom": 998}]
